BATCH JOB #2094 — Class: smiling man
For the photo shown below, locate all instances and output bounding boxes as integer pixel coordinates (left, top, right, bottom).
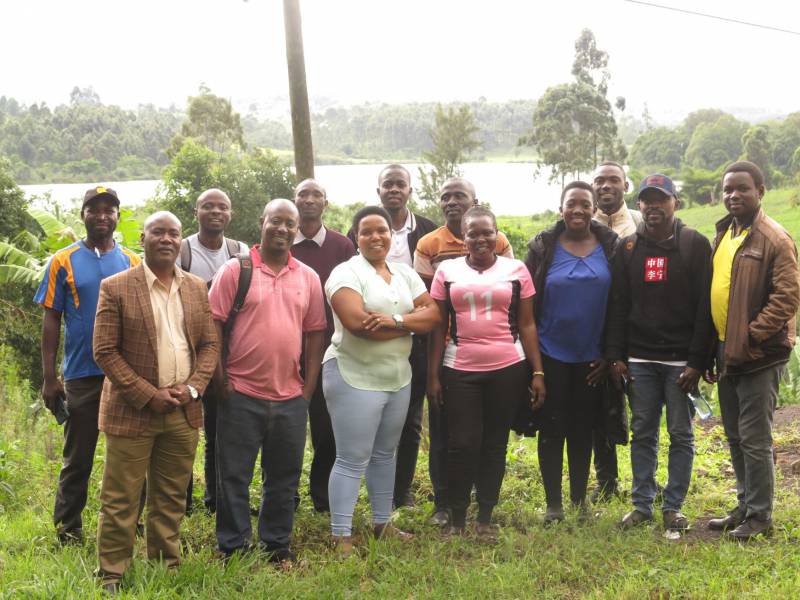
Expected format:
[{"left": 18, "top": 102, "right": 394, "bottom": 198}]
[
  {"left": 605, "top": 174, "right": 713, "bottom": 534},
  {"left": 178, "top": 188, "right": 247, "bottom": 514},
  {"left": 35, "top": 186, "right": 141, "bottom": 546},
  {"left": 290, "top": 179, "right": 356, "bottom": 513},
  {"left": 210, "top": 199, "right": 326, "bottom": 565},
  {"left": 707, "top": 161, "right": 800, "bottom": 540},
  {"left": 93, "top": 211, "right": 218, "bottom": 592}
]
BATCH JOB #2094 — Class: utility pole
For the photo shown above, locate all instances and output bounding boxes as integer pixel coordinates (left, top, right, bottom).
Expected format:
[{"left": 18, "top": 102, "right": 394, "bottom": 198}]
[{"left": 283, "top": 0, "right": 314, "bottom": 180}]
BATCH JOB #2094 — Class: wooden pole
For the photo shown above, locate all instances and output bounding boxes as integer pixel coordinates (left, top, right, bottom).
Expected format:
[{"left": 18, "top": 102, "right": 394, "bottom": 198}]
[{"left": 283, "top": 0, "right": 314, "bottom": 180}]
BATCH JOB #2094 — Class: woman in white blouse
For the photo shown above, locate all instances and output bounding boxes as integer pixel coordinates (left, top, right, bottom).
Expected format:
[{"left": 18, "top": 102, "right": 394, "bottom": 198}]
[{"left": 322, "top": 206, "right": 440, "bottom": 555}]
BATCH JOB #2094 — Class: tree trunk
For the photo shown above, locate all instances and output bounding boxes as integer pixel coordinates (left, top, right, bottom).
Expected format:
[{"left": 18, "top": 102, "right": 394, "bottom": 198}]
[{"left": 283, "top": 0, "right": 314, "bottom": 180}]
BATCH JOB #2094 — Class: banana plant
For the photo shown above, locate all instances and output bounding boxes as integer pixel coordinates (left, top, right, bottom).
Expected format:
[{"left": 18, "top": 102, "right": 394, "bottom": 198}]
[{"left": 0, "top": 207, "right": 142, "bottom": 287}]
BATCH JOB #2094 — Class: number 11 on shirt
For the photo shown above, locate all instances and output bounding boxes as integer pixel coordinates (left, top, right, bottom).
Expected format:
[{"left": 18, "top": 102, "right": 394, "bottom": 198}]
[{"left": 462, "top": 291, "right": 493, "bottom": 321}]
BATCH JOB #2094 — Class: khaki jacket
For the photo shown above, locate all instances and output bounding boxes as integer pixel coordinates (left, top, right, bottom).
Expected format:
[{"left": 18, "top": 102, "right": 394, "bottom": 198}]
[
  {"left": 93, "top": 264, "right": 219, "bottom": 437},
  {"left": 712, "top": 208, "right": 800, "bottom": 372}
]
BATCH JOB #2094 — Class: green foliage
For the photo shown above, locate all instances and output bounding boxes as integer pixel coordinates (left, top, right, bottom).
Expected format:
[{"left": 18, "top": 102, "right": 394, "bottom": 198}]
[
  {"left": 741, "top": 124, "right": 774, "bottom": 187},
  {"left": 0, "top": 94, "right": 181, "bottom": 183},
  {"left": 417, "top": 104, "right": 481, "bottom": 222},
  {"left": 169, "top": 85, "right": 245, "bottom": 157},
  {"left": 684, "top": 114, "right": 747, "bottom": 170},
  {"left": 157, "top": 139, "right": 295, "bottom": 245},
  {"left": 628, "top": 127, "right": 687, "bottom": 172},
  {"left": 323, "top": 202, "right": 365, "bottom": 235},
  {"left": 522, "top": 29, "right": 625, "bottom": 184},
  {"left": 770, "top": 112, "right": 800, "bottom": 174},
  {"left": 0, "top": 157, "right": 29, "bottom": 238},
  {"left": 680, "top": 165, "right": 726, "bottom": 207}
]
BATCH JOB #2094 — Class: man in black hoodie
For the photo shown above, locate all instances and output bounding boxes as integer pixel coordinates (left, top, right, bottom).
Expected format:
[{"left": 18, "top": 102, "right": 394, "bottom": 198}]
[{"left": 606, "top": 174, "right": 712, "bottom": 532}]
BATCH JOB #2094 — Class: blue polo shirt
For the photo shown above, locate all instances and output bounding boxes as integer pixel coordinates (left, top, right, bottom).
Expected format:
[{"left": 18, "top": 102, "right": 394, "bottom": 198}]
[{"left": 34, "top": 241, "right": 140, "bottom": 381}]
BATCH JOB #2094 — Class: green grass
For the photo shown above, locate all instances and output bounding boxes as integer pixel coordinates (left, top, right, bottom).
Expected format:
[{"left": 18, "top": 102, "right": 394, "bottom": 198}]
[
  {"left": 497, "top": 188, "right": 800, "bottom": 259},
  {"left": 2, "top": 348, "right": 800, "bottom": 598}
]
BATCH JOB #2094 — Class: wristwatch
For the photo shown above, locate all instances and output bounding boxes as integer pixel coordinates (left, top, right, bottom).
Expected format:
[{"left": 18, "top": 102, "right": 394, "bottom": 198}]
[
  {"left": 187, "top": 385, "right": 199, "bottom": 400},
  {"left": 392, "top": 313, "right": 405, "bottom": 329}
]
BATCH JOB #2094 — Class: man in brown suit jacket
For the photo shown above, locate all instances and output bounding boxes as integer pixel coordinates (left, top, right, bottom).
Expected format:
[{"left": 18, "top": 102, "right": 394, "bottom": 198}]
[{"left": 93, "top": 211, "right": 218, "bottom": 592}]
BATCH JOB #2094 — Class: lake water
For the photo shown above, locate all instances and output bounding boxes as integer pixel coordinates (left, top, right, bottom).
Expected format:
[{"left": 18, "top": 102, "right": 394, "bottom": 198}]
[{"left": 21, "top": 162, "right": 568, "bottom": 217}]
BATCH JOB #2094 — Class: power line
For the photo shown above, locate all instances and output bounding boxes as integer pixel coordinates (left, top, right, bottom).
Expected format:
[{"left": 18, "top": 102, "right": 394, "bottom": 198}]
[{"left": 624, "top": 0, "right": 800, "bottom": 36}]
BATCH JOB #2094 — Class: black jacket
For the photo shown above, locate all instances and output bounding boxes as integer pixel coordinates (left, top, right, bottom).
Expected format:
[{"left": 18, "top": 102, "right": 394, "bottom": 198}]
[
  {"left": 524, "top": 219, "right": 620, "bottom": 318},
  {"left": 347, "top": 212, "right": 437, "bottom": 256},
  {"left": 604, "top": 219, "right": 713, "bottom": 370}
]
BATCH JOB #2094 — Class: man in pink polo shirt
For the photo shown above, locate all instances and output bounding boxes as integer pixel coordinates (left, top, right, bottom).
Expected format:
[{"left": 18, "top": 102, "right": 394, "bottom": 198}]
[{"left": 209, "top": 199, "right": 326, "bottom": 565}]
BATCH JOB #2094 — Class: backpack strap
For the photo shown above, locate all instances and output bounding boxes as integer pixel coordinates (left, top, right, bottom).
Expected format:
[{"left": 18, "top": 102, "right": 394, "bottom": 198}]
[
  {"left": 677, "top": 226, "right": 695, "bottom": 274},
  {"left": 225, "top": 237, "right": 241, "bottom": 258},
  {"left": 179, "top": 239, "right": 192, "bottom": 272},
  {"left": 221, "top": 255, "right": 253, "bottom": 363}
]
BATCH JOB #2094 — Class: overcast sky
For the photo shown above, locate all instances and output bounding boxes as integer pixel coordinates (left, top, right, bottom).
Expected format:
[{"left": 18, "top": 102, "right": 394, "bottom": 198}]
[{"left": 3, "top": 0, "right": 799, "bottom": 122}]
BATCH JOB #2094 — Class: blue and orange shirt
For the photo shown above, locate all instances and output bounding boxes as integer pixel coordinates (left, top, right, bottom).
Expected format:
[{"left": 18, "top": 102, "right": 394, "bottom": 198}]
[{"left": 34, "top": 241, "right": 140, "bottom": 381}]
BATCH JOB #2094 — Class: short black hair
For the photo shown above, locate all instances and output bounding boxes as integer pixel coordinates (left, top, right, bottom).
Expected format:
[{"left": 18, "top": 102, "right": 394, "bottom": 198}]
[
  {"left": 462, "top": 205, "right": 497, "bottom": 228},
  {"left": 723, "top": 160, "right": 765, "bottom": 189},
  {"left": 594, "top": 160, "right": 626, "bottom": 179},
  {"left": 378, "top": 164, "right": 411, "bottom": 183},
  {"left": 352, "top": 205, "right": 392, "bottom": 233},
  {"left": 560, "top": 180, "right": 596, "bottom": 206}
]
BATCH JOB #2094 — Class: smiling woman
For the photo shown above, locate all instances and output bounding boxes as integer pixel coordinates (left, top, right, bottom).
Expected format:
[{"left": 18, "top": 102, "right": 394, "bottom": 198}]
[{"left": 321, "top": 204, "right": 440, "bottom": 555}]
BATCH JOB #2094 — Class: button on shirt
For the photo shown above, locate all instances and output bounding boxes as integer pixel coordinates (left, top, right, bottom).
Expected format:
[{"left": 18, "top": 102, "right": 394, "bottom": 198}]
[
  {"left": 142, "top": 262, "right": 192, "bottom": 388},
  {"left": 387, "top": 210, "right": 415, "bottom": 267}
]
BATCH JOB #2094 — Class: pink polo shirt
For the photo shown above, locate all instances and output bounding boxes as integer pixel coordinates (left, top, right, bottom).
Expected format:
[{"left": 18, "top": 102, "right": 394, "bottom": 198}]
[{"left": 209, "top": 246, "right": 326, "bottom": 401}]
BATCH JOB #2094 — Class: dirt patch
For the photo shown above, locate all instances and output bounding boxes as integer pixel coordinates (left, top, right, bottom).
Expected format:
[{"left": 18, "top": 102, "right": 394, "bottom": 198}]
[{"left": 773, "top": 405, "right": 800, "bottom": 430}]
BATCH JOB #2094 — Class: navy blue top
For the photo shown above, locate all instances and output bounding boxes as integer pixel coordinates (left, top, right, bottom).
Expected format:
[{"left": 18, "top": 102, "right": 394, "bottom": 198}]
[{"left": 537, "top": 243, "right": 611, "bottom": 363}]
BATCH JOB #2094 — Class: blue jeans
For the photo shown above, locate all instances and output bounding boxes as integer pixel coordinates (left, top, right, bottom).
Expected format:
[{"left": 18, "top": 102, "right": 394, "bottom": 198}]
[
  {"left": 322, "top": 359, "right": 410, "bottom": 536},
  {"left": 628, "top": 362, "right": 694, "bottom": 516},
  {"left": 215, "top": 391, "right": 308, "bottom": 555}
]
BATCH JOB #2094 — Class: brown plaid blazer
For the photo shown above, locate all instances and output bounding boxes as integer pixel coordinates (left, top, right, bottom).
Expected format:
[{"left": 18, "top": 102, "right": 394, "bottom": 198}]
[{"left": 93, "top": 263, "right": 219, "bottom": 437}]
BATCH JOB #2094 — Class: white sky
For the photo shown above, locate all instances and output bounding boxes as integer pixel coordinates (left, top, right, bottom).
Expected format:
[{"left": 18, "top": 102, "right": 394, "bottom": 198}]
[{"left": 3, "top": 0, "right": 799, "bottom": 122}]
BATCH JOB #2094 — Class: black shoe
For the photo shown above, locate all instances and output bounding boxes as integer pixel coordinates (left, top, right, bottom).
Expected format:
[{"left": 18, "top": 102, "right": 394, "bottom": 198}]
[
  {"left": 727, "top": 516, "right": 772, "bottom": 541},
  {"left": 394, "top": 494, "right": 415, "bottom": 509},
  {"left": 428, "top": 508, "right": 450, "bottom": 527},
  {"left": 708, "top": 507, "right": 746, "bottom": 531},
  {"left": 590, "top": 483, "right": 618, "bottom": 504},
  {"left": 543, "top": 505, "right": 565, "bottom": 526},
  {"left": 266, "top": 548, "right": 297, "bottom": 568},
  {"left": 101, "top": 581, "right": 120, "bottom": 595},
  {"left": 204, "top": 501, "right": 217, "bottom": 515},
  {"left": 313, "top": 504, "right": 330, "bottom": 514},
  {"left": 57, "top": 528, "right": 83, "bottom": 546},
  {"left": 663, "top": 510, "right": 690, "bottom": 532}
]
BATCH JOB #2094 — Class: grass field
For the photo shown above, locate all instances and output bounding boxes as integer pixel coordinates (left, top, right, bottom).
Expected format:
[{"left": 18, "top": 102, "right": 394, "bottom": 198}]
[{"left": 2, "top": 191, "right": 800, "bottom": 598}]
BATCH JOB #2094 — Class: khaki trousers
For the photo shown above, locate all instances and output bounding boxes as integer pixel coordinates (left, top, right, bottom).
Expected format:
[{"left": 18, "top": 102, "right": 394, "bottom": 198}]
[{"left": 97, "top": 410, "right": 198, "bottom": 582}]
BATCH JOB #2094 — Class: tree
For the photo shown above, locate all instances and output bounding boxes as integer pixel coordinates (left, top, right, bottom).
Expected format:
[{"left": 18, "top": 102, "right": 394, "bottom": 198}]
[
  {"left": 0, "top": 157, "right": 29, "bottom": 239},
  {"left": 628, "top": 127, "right": 687, "bottom": 171},
  {"left": 169, "top": 85, "right": 245, "bottom": 156},
  {"left": 682, "top": 108, "right": 726, "bottom": 138},
  {"left": 416, "top": 104, "right": 481, "bottom": 222},
  {"left": 522, "top": 29, "right": 625, "bottom": 183},
  {"left": 157, "top": 138, "right": 295, "bottom": 244},
  {"left": 684, "top": 114, "right": 747, "bottom": 170},
  {"left": 741, "top": 124, "right": 773, "bottom": 187},
  {"left": 770, "top": 112, "right": 800, "bottom": 174}
]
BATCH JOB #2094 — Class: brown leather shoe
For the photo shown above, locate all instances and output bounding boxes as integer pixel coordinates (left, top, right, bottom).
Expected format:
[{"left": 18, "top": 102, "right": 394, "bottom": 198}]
[
  {"left": 726, "top": 516, "right": 772, "bottom": 541},
  {"left": 373, "top": 522, "right": 413, "bottom": 540},
  {"left": 707, "top": 507, "right": 746, "bottom": 531},
  {"left": 619, "top": 509, "right": 653, "bottom": 530},
  {"left": 663, "top": 510, "right": 690, "bottom": 532}
]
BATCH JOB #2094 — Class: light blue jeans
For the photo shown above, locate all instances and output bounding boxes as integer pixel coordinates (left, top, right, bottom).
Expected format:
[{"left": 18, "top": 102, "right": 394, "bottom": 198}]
[
  {"left": 322, "top": 359, "right": 411, "bottom": 536},
  {"left": 628, "top": 362, "right": 695, "bottom": 517}
]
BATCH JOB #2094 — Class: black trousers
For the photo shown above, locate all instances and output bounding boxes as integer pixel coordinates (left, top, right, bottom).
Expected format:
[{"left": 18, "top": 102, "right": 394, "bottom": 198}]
[
  {"left": 308, "top": 376, "right": 335, "bottom": 512},
  {"left": 54, "top": 376, "right": 105, "bottom": 533},
  {"left": 186, "top": 387, "right": 219, "bottom": 513},
  {"left": 442, "top": 361, "right": 528, "bottom": 526},
  {"left": 537, "top": 355, "right": 601, "bottom": 507},
  {"left": 393, "top": 335, "right": 430, "bottom": 507},
  {"left": 592, "top": 425, "right": 619, "bottom": 492}
]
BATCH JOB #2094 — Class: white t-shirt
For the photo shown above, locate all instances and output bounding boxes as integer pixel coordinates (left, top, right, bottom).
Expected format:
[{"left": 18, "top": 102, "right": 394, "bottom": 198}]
[
  {"left": 324, "top": 254, "right": 427, "bottom": 391},
  {"left": 185, "top": 234, "right": 248, "bottom": 283}
]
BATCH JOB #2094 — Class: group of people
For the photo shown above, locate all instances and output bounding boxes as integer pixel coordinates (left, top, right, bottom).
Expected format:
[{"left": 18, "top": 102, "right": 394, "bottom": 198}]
[{"left": 36, "top": 159, "right": 798, "bottom": 593}]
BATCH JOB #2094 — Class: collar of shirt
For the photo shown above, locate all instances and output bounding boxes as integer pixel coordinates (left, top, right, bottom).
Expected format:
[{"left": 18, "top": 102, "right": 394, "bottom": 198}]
[
  {"left": 394, "top": 210, "right": 415, "bottom": 233},
  {"left": 293, "top": 225, "right": 327, "bottom": 247},
  {"left": 142, "top": 260, "right": 185, "bottom": 291},
  {"left": 250, "top": 245, "right": 299, "bottom": 276}
]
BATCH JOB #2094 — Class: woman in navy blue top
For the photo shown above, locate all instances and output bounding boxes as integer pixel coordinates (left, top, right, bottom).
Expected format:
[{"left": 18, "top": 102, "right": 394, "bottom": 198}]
[{"left": 525, "top": 181, "right": 619, "bottom": 524}]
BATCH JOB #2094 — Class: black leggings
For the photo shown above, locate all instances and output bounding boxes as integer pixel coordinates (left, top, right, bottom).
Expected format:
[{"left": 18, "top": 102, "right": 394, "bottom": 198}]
[
  {"left": 537, "top": 354, "right": 601, "bottom": 508},
  {"left": 443, "top": 361, "right": 529, "bottom": 527}
]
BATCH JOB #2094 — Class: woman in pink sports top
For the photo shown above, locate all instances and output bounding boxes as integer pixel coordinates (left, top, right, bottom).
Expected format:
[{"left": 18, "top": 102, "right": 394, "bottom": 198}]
[{"left": 427, "top": 206, "right": 546, "bottom": 538}]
